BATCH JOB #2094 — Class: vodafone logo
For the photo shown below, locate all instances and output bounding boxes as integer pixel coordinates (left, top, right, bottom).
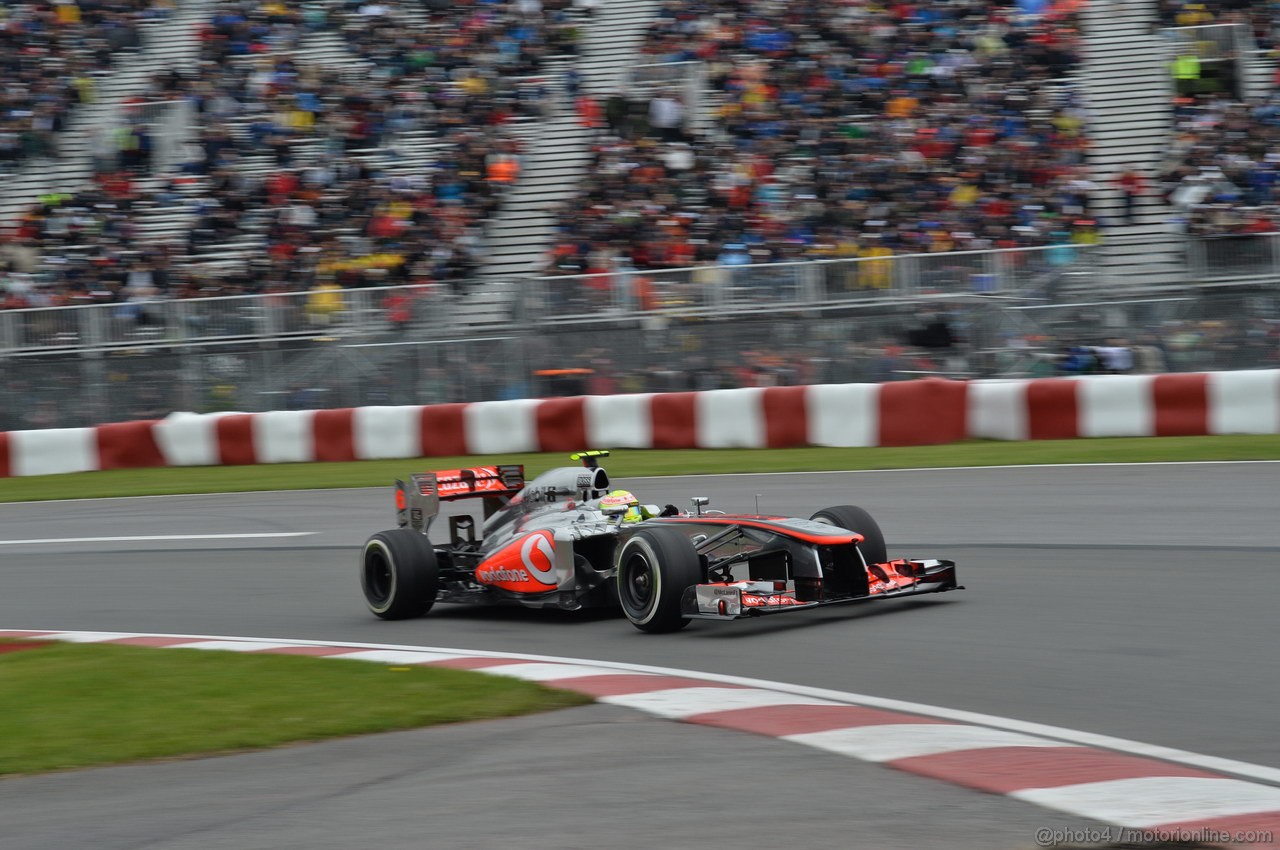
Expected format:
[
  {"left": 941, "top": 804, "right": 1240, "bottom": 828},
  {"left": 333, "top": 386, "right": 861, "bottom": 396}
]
[
  {"left": 477, "top": 567, "right": 531, "bottom": 583},
  {"left": 475, "top": 531, "right": 558, "bottom": 589},
  {"left": 520, "top": 533, "right": 556, "bottom": 584}
]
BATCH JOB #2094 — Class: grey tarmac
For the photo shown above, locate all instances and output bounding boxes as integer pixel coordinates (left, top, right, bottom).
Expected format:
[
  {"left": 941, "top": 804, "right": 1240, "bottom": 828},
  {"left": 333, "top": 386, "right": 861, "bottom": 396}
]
[
  {"left": 0, "top": 705, "right": 1103, "bottom": 850},
  {"left": 1, "top": 463, "right": 1278, "bottom": 849}
]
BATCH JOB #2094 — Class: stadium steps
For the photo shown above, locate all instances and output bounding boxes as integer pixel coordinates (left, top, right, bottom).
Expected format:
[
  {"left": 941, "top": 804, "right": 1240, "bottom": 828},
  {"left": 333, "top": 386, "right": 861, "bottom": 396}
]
[
  {"left": 1240, "top": 42, "right": 1277, "bottom": 102},
  {"left": 179, "top": 13, "right": 449, "bottom": 276},
  {"left": 289, "top": 30, "right": 371, "bottom": 74},
  {"left": 478, "top": 0, "right": 663, "bottom": 282},
  {"left": 0, "top": 0, "right": 213, "bottom": 228},
  {"left": 1078, "top": 2, "right": 1187, "bottom": 293}
]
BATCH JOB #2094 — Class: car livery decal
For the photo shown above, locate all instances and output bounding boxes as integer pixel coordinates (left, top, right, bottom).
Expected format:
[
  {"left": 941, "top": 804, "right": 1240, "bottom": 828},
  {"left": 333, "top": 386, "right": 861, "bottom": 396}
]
[
  {"left": 474, "top": 530, "right": 559, "bottom": 592},
  {"left": 426, "top": 465, "right": 525, "bottom": 500},
  {"left": 651, "top": 516, "right": 863, "bottom": 545},
  {"left": 741, "top": 592, "right": 804, "bottom": 608}
]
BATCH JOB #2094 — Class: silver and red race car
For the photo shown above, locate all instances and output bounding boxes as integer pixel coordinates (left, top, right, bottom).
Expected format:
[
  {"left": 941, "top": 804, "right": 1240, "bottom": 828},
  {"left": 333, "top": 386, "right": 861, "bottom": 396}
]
[{"left": 359, "top": 452, "right": 962, "bottom": 632}]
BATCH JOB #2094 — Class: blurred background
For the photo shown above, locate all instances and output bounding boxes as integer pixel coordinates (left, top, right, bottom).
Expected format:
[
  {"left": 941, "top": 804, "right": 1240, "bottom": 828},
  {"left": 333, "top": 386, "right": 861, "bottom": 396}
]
[{"left": 3, "top": 0, "right": 1280, "bottom": 429}]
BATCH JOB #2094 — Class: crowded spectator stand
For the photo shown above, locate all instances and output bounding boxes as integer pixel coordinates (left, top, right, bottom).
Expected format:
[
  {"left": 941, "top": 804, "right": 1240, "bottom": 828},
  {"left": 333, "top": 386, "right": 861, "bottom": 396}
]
[
  {"left": 1, "top": 0, "right": 579, "bottom": 311},
  {"left": 547, "top": 0, "right": 1092, "bottom": 282},
  {"left": 1, "top": 0, "right": 165, "bottom": 171}
]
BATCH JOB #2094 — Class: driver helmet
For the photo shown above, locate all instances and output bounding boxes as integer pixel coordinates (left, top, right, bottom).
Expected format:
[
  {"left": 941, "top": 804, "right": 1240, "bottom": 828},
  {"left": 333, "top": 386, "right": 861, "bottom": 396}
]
[{"left": 600, "top": 489, "right": 643, "bottom": 523}]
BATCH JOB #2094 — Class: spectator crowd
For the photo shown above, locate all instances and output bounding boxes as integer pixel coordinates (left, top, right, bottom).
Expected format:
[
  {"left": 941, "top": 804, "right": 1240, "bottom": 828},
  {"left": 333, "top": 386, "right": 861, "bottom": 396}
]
[
  {"left": 547, "top": 0, "right": 1093, "bottom": 278},
  {"left": 0, "top": 0, "right": 1279, "bottom": 341},
  {"left": 1, "top": 0, "right": 580, "bottom": 309},
  {"left": 9, "top": 0, "right": 1280, "bottom": 296},
  {"left": 1, "top": 0, "right": 164, "bottom": 171},
  {"left": 1160, "top": 91, "right": 1280, "bottom": 235},
  {"left": 1155, "top": 0, "right": 1280, "bottom": 236}
]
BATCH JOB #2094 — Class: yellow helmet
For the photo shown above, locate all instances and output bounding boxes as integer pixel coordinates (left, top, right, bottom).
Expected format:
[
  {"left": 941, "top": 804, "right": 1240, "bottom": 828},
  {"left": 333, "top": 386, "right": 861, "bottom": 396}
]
[{"left": 601, "top": 490, "right": 643, "bottom": 522}]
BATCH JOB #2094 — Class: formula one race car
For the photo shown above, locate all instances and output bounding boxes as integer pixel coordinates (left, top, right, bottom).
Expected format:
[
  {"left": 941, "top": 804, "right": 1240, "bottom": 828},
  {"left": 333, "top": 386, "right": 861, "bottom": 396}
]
[{"left": 359, "top": 452, "right": 962, "bottom": 632}]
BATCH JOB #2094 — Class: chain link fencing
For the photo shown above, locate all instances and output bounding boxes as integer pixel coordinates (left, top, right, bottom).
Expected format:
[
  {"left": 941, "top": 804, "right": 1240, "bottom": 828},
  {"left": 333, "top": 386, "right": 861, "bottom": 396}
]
[{"left": 3, "top": 246, "right": 1280, "bottom": 430}]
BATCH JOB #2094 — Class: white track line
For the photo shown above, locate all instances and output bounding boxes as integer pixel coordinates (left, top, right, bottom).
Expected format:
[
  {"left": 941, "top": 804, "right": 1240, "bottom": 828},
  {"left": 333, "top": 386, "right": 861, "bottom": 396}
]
[
  {"left": 13, "top": 628, "right": 1280, "bottom": 789},
  {"left": 0, "top": 533, "right": 316, "bottom": 545}
]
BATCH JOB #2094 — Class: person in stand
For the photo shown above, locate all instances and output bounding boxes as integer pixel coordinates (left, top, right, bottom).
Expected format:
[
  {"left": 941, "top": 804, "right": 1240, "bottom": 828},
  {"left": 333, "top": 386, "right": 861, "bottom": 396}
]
[
  {"left": 1115, "top": 168, "right": 1148, "bottom": 225},
  {"left": 605, "top": 91, "right": 629, "bottom": 137},
  {"left": 564, "top": 69, "right": 581, "bottom": 106}
]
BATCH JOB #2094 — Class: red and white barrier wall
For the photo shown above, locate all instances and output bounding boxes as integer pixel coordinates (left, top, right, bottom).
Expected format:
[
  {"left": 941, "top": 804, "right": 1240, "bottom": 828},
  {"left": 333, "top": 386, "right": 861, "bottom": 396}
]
[{"left": 2, "top": 370, "right": 1278, "bottom": 478}]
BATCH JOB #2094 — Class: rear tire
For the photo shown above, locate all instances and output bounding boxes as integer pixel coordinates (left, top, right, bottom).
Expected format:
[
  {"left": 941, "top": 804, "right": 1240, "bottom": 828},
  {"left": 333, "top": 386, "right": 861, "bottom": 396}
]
[
  {"left": 810, "top": 505, "right": 887, "bottom": 565},
  {"left": 616, "top": 527, "right": 703, "bottom": 633},
  {"left": 361, "top": 528, "right": 439, "bottom": 620}
]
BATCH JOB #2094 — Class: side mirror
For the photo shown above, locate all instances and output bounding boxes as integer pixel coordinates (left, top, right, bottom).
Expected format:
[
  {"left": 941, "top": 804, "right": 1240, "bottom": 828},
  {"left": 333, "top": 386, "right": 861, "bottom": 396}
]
[{"left": 691, "top": 496, "right": 710, "bottom": 516}]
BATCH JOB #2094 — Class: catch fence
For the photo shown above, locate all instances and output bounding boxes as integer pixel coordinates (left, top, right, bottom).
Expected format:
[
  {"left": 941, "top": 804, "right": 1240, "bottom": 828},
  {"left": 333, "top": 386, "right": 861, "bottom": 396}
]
[{"left": 5, "top": 245, "right": 1280, "bottom": 430}]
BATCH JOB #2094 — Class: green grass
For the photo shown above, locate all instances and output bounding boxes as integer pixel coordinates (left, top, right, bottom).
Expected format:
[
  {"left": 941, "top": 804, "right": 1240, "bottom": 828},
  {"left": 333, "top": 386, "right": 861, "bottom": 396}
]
[
  {"left": 0, "top": 640, "right": 589, "bottom": 776},
  {"left": 2, "top": 435, "right": 1280, "bottom": 503}
]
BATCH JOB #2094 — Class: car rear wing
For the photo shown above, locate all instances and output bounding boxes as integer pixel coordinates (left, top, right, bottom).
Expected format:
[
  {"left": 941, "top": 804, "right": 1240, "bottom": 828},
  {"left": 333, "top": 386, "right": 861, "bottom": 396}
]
[{"left": 396, "top": 465, "right": 525, "bottom": 532}]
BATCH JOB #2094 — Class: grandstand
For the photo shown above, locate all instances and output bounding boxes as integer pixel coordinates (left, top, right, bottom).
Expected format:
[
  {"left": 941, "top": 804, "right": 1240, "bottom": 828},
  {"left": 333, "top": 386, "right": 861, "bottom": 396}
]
[{"left": 2, "top": 0, "right": 1279, "bottom": 429}]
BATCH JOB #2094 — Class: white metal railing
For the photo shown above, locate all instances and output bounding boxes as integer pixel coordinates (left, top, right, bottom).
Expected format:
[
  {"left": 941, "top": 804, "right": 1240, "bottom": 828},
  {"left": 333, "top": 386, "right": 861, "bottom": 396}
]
[
  {"left": 516, "top": 244, "right": 1101, "bottom": 321},
  {"left": 626, "top": 61, "right": 707, "bottom": 133},
  {"left": 1162, "top": 23, "right": 1247, "bottom": 61},
  {"left": 0, "top": 244, "right": 1106, "bottom": 354},
  {"left": 0, "top": 283, "right": 451, "bottom": 354},
  {"left": 1187, "top": 231, "right": 1280, "bottom": 280}
]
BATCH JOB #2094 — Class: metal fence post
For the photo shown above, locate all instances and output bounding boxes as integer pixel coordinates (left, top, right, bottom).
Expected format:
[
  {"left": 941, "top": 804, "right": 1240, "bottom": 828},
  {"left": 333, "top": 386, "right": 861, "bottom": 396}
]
[
  {"left": 1188, "top": 238, "right": 1204, "bottom": 281},
  {"left": 706, "top": 268, "right": 723, "bottom": 311},
  {"left": 613, "top": 271, "right": 630, "bottom": 314},
  {"left": 804, "top": 262, "right": 822, "bottom": 304},
  {"left": 987, "top": 249, "right": 1005, "bottom": 294},
  {"left": 895, "top": 254, "right": 913, "bottom": 298},
  {"left": 0, "top": 311, "right": 16, "bottom": 352},
  {"left": 264, "top": 294, "right": 282, "bottom": 338},
  {"left": 80, "top": 307, "right": 96, "bottom": 349}
]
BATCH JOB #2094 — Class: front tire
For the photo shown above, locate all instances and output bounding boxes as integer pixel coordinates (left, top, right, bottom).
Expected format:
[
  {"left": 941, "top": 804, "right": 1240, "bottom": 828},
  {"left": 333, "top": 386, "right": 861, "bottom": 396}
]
[
  {"left": 616, "top": 527, "right": 703, "bottom": 633},
  {"left": 361, "top": 528, "right": 439, "bottom": 620},
  {"left": 810, "top": 505, "right": 888, "bottom": 565}
]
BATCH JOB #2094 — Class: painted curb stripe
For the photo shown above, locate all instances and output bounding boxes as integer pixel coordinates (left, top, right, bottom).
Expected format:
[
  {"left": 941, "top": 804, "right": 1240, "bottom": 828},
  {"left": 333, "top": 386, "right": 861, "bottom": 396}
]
[
  {"left": 328, "top": 649, "right": 470, "bottom": 665},
  {"left": 1011, "top": 776, "right": 1280, "bottom": 829},
  {"left": 477, "top": 662, "right": 651, "bottom": 683},
  {"left": 105, "top": 636, "right": 207, "bottom": 647},
  {"left": 537, "top": 674, "right": 727, "bottom": 698},
  {"left": 601, "top": 686, "right": 840, "bottom": 719},
  {"left": 173, "top": 640, "right": 307, "bottom": 653},
  {"left": 889, "top": 745, "right": 1220, "bottom": 794},
  {"left": 429, "top": 657, "right": 539, "bottom": 670},
  {"left": 684, "top": 704, "right": 951, "bottom": 736},
  {"left": 6, "top": 370, "right": 1279, "bottom": 478},
  {"left": 6, "top": 629, "right": 1279, "bottom": 848},
  {"left": 784, "top": 724, "right": 1078, "bottom": 763}
]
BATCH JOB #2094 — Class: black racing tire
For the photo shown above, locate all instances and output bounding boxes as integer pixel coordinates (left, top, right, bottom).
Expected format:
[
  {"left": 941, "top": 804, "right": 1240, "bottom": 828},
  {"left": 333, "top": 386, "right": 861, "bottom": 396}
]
[
  {"left": 616, "top": 527, "right": 703, "bottom": 633},
  {"left": 361, "top": 528, "right": 440, "bottom": 620},
  {"left": 810, "top": 505, "right": 888, "bottom": 565}
]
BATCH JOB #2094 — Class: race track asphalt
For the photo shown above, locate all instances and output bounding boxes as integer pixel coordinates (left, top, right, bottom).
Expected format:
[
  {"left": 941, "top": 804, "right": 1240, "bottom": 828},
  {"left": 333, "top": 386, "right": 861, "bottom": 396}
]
[
  {"left": 2, "top": 462, "right": 1278, "bottom": 768},
  {"left": 2, "top": 462, "right": 1278, "bottom": 849},
  {"left": 1, "top": 705, "right": 1106, "bottom": 850}
]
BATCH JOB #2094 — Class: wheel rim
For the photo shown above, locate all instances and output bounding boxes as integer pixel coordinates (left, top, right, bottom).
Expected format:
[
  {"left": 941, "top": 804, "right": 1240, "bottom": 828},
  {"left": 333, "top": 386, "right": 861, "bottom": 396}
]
[
  {"left": 619, "top": 552, "right": 655, "bottom": 615},
  {"left": 364, "top": 545, "right": 393, "bottom": 606}
]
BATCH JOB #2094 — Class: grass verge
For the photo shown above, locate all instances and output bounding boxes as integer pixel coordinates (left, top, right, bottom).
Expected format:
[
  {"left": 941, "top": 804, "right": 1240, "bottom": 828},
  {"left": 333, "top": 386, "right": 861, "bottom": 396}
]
[
  {"left": 0, "top": 640, "right": 589, "bottom": 776},
  {"left": 2, "top": 435, "right": 1280, "bottom": 503}
]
